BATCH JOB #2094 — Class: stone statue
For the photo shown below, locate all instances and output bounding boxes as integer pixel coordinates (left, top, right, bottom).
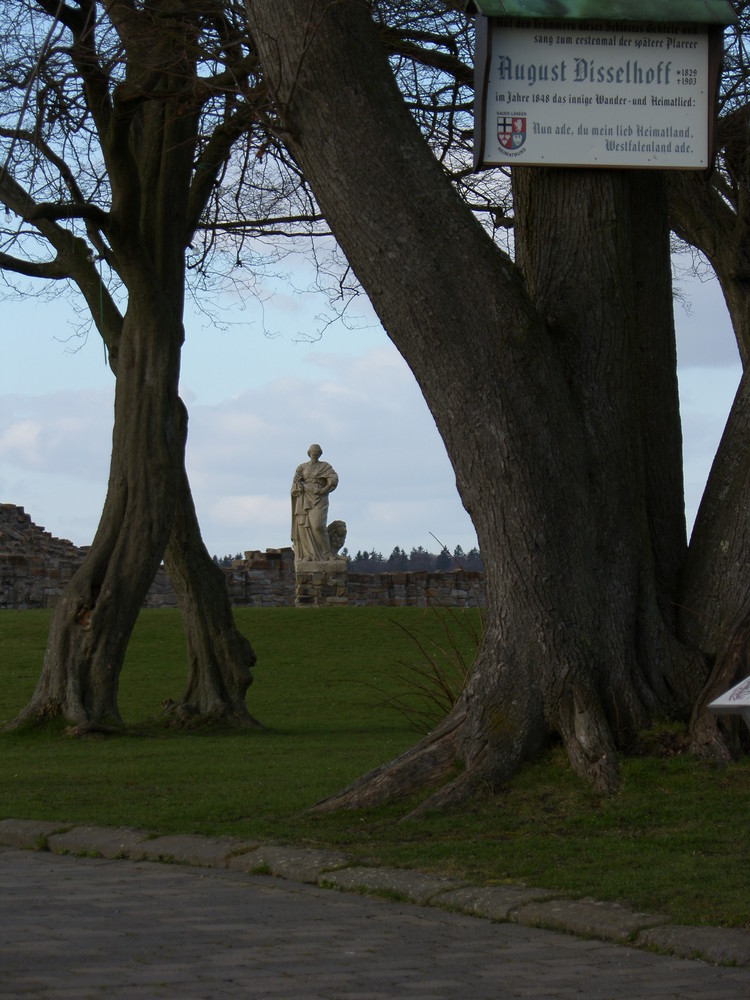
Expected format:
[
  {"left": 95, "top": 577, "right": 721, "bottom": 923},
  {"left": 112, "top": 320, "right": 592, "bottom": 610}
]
[{"left": 291, "top": 444, "right": 345, "bottom": 563}]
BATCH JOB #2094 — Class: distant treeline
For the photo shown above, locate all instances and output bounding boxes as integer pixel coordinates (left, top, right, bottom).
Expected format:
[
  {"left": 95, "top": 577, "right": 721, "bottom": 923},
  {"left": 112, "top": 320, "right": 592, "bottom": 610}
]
[
  {"left": 213, "top": 552, "right": 245, "bottom": 567},
  {"left": 343, "top": 544, "right": 483, "bottom": 574},
  {"left": 212, "top": 545, "right": 483, "bottom": 573}
]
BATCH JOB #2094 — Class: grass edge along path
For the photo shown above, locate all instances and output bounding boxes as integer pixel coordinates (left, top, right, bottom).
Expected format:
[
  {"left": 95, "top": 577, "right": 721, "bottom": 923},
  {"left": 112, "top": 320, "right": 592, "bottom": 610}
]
[{"left": 1, "top": 607, "right": 748, "bottom": 930}]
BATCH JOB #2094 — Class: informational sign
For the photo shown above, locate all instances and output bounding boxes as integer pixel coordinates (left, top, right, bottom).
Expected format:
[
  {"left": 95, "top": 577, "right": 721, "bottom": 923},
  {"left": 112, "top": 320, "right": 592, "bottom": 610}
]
[
  {"left": 709, "top": 676, "right": 750, "bottom": 732},
  {"left": 475, "top": 20, "right": 716, "bottom": 169}
]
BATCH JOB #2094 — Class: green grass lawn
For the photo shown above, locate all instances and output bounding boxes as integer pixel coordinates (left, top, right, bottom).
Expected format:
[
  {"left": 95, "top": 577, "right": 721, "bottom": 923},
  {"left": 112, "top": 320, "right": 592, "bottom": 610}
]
[{"left": 1, "top": 606, "right": 748, "bottom": 930}]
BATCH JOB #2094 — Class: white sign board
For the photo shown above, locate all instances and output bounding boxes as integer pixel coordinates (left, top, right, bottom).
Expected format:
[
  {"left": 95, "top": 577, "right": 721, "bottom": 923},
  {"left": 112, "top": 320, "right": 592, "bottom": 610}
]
[
  {"left": 708, "top": 676, "right": 750, "bottom": 732},
  {"left": 478, "top": 21, "right": 712, "bottom": 168}
]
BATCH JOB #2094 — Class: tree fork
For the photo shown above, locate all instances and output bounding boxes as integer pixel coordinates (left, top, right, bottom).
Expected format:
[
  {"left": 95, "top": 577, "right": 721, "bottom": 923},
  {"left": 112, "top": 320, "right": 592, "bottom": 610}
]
[{"left": 4, "top": 2, "right": 265, "bottom": 733}]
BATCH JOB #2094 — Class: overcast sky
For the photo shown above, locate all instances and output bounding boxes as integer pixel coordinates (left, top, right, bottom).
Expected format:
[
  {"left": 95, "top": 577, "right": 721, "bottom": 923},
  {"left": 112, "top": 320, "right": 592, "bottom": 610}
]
[{"left": 0, "top": 251, "right": 741, "bottom": 560}]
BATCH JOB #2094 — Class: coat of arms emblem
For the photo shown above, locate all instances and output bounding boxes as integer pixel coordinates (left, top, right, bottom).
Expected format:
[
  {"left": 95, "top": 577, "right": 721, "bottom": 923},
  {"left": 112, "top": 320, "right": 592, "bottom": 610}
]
[{"left": 497, "top": 115, "right": 526, "bottom": 151}]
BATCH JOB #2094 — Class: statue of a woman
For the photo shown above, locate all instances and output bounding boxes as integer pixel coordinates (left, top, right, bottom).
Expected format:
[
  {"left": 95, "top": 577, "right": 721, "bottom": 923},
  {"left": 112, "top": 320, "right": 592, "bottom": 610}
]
[{"left": 291, "top": 444, "right": 339, "bottom": 562}]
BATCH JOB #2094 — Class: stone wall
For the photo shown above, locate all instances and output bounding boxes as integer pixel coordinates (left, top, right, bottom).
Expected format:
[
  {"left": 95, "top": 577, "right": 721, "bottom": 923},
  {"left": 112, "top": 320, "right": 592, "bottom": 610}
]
[
  {"left": 348, "top": 569, "right": 484, "bottom": 608},
  {"left": 225, "top": 549, "right": 296, "bottom": 607},
  {"left": 0, "top": 504, "right": 176, "bottom": 610},
  {"left": 0, "top": 504, "right": 86, "bottom": 609},
  {"left": 223, "top": 550, "right": 484, "bottom": 608},
  {"left": 0, "top": 505, "right": 485, "bottom": 609}
]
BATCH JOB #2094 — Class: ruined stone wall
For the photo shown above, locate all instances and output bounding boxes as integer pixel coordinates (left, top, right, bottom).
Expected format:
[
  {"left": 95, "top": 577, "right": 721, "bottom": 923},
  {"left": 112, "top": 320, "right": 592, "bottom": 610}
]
[
  {"left": 0, "top": 504, "right": 86, "bottom": 609},
  {"left": 0, "top": 504, "right": 176, "bottom": 610},
  {"left": 229, "top": 550, "right": 484, "bottom": 608},
  {"left": 1, "top": 505, "right": 485, "bottom": 609},
  {"left": 225, "top": 549, "right": 296, "bottom": 607}
]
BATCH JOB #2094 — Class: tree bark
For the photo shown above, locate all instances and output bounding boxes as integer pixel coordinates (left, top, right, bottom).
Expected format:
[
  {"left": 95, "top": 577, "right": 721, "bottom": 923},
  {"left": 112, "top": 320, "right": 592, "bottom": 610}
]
[
  {"left": 162, "top": 403, "right": 257, "bottom": 725},
  {"left": 12, "top": 296, "right": 183, "bottom": 729},
  {"left": 247, "top": 0, "right": 702, "bottom": 804},
  {"left": 12, "top": 382, "right": 258, "bottom": 731},
  {"left": 512, "top": 167, "right": 701, "bottom": 720}
]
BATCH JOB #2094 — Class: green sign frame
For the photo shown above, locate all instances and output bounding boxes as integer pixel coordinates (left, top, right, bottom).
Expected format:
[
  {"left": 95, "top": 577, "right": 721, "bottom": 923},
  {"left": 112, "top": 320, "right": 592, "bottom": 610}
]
[{"left": 468, "top": 1, "right": 737, "bottom": 24}]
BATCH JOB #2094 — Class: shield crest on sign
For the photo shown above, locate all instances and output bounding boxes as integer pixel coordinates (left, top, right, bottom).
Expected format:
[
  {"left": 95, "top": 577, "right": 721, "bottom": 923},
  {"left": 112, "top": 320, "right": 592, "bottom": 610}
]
[{"left": 497, "top": 115, "right": 526, "bottom": 151}]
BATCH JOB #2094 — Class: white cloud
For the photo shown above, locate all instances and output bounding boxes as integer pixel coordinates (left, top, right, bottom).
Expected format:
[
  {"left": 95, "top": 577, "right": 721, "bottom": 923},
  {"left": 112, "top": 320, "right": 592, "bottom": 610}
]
[
  {"left": 0, "top": 391, "right": 112, "bottom": 481},
  {"left": 207, "top": 494, "right": 289, "bottom": 529},
  {"left": 0, "top": 419, "right": 42, "bottom": 463}
]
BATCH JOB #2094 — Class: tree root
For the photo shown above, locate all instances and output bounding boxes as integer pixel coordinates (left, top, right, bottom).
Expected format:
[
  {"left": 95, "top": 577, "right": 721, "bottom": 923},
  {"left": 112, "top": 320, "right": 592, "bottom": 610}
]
[
  {"left": 311, "top": 663, "right": 626, "bottom": 815},
  {"left": 687, "top": 616, "right": 750, "bottom": 761},
  {"left": 310, "top": 711, "right": 464, "bottom": 813},
  {"left": 559, "top": 684, "right": 620, "bottom": 795},
  {"left": 688, "top": 714, "right": 735, "bottom": 762},
  {"left": 160, "top": 697, "right": 262, "bottom": 730},
  {"left": 63, "top": 721, "right": 124, "bottom": 738}
]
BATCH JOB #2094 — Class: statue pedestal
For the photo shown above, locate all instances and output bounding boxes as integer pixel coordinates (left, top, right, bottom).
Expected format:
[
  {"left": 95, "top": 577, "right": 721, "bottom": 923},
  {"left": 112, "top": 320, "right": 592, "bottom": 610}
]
[{"left": 294, "top": 557, "right": 348, "bottom": 607}]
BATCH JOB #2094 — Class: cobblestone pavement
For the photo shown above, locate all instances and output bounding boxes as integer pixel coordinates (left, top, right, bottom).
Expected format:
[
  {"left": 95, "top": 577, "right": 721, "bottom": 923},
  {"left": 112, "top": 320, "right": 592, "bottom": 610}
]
[{"left": 1, "top": 848, "right": 748, "bottom": 1000}]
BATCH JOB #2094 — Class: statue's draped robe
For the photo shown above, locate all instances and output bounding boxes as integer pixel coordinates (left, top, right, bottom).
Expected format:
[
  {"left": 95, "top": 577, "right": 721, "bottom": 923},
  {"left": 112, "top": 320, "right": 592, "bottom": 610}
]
[{"left": 291, "top": 460, "right": 339, "bottom": 561}]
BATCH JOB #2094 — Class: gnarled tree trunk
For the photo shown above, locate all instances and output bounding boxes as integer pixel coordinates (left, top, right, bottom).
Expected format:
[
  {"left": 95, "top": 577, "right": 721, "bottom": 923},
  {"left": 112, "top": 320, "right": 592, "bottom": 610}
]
[
  {"left": 246, "top": 0, "right": 706, "bottom": 805},
  {"left": 12, "top": 296, "right": 183, "bottom": 729},
  {"left": 13, "top": 379, "right": 258, "bottom": 731}
]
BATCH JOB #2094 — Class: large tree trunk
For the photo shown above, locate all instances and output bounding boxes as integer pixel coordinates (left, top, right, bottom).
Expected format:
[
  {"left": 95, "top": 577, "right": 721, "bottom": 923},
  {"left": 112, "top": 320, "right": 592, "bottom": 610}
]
[
  {"left": 12, "top": 350, "right": 257, "bottom": 731},
  {"left": 246, "top": 0, "right": 704, "bottom": 804},
  {"left": 512, "top": 167, "right": 698, "bottom": 721},
  {"left": 12, "top": 297, "right": 184, "bottom": 729}
]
